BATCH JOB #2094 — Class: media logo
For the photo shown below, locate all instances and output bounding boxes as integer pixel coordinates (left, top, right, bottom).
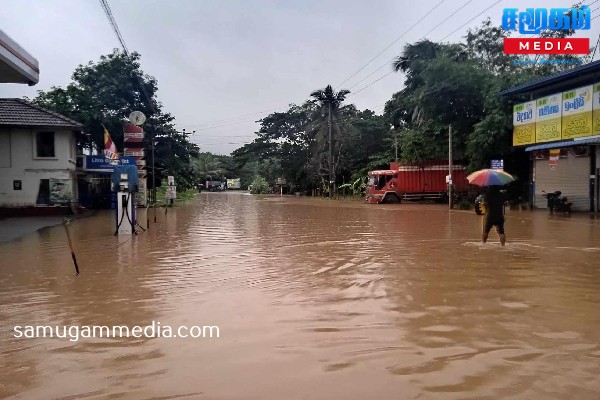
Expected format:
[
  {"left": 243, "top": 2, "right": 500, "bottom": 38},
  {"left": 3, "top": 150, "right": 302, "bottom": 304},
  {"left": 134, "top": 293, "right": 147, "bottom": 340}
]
[{"left": 502, "top": 6, "right": 591, "bottom": 55}]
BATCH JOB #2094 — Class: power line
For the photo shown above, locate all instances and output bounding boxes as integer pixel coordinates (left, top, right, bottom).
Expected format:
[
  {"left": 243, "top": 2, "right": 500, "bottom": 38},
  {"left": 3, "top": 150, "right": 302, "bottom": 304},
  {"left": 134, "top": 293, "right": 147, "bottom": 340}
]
[
  {"left": 335, "top": 0, "right": 448, "bottom": 89},
  {"left": 350, "top": 71, "right": 395, "bottom": 96},
  {"left": 165, "top": 0, "right": 503, "bottom": 144},
  {"left": 439, "top": 0, "right": 504, "bottom": 41},
  {"left": 590, "top": 33, "right": 600, "bottom": 61},
  {"left": 179, "top": 0, "right": 495, "bottom": 132},
  {"left": 344, "top": 0, "right": 475, "bottom": 99},
  {"left": 99, "top": 0, "right": 129, "bottom": 53},
  {"left": 98, "top": 0, "right": 158, "bottom": 118},
  {"left": 420, "top": 0, "right": 474, "bottom": 40},
  {"left": 190, "top": 104, "right": 389, "bottom": 137}
]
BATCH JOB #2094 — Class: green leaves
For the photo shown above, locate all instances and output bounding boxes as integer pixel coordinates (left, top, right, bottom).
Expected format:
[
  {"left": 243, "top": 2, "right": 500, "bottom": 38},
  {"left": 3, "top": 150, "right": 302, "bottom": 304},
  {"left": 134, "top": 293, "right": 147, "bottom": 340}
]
[{"left": 31, "top": 49, "right": 199, "bottom": 190}]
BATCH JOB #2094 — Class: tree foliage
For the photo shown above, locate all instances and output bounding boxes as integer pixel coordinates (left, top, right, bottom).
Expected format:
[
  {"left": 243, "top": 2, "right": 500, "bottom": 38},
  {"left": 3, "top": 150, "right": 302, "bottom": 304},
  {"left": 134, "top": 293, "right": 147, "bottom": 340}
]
[
  {"left": 383, "top": 19, "right": 586, "bottom": 172},
  {"left": 31, "top": 50, "right": 199, "bottom": 189}
]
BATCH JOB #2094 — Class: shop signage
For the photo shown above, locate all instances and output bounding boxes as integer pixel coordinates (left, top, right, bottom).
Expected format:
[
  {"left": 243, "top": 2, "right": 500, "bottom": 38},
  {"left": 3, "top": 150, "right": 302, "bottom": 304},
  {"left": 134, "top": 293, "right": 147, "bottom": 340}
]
[
  {"left": 562, "top": 85, "right": 593, "bottom": 139},
  {"left": 490, "top": 159, "right": 504, "bottom": 170},
  {"left": 513, "top": 101, "right": 536, "bottom": 146},
  {"left": 123, "top": 149, "right": 145, "bottom": 157},
  {"left": 592, "top": 83, "right": 600, "bottom": 135},
  {"left": 513, "top": 83, "right": 600, "bottom": 146},
  {"left": 85, "top": 155, "right": 136, "bottom": 171},
  {"left": 536, "top": 94, "right": 562, "bottom": 143},
  {"left": 124, "top": 131, "right": 144, "bottom": 141},
  {"left": 227, "top": 178, "right": 241, "bottom": 189},
  {"left": 166, "top": 186, "right": 176, "bottom": 199}
]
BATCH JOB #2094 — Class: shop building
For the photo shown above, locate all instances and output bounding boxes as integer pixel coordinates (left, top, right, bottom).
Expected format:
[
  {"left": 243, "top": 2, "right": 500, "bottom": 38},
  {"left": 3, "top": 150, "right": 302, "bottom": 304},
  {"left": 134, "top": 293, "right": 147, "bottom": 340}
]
[{"left": 501, "top": 61, "right": 600, "bottom": 212}]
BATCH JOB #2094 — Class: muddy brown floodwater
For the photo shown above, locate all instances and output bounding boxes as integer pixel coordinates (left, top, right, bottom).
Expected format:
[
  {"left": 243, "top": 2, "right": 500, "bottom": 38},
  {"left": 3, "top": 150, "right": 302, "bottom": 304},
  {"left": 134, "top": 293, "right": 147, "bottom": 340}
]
[{"left": 1, "top": 192, "right": 600, "bottom": 399}]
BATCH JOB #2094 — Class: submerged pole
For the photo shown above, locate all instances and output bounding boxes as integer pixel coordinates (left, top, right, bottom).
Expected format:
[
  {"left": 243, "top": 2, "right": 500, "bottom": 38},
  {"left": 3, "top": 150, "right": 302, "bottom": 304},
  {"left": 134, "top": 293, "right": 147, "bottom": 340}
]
[
  {"left": 448, "top": 124, "right": 453, "bottom": 210},
  {"left": 152, "top": 133, "right": 157, "bottom": 223},
  {"left": 63, "top": 219, "right": 79, "bottom": 275},
  {"left": 328, "top": 101, "right": 332, "bottom": 199}
]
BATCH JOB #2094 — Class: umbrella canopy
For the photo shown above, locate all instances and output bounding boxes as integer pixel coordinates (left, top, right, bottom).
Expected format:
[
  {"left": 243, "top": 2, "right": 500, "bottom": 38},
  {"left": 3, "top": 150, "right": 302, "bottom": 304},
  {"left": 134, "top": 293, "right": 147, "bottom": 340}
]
[{"left": 466, "top": 169, "right": 515, "bottom": 186}]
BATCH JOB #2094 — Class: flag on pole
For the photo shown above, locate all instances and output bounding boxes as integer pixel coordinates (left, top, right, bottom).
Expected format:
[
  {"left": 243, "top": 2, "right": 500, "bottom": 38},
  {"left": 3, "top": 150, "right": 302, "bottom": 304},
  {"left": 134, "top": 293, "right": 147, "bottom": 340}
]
[{"left": 103, "top": 127, "right": 119, "bottom": 164}]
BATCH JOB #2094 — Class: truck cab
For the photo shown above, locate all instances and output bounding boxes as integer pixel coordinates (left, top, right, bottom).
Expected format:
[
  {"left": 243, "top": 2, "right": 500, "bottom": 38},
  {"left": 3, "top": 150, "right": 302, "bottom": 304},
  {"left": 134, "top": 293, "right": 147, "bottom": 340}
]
[{"left": 366, "top": 170, "right": 401, "bottom": 204}]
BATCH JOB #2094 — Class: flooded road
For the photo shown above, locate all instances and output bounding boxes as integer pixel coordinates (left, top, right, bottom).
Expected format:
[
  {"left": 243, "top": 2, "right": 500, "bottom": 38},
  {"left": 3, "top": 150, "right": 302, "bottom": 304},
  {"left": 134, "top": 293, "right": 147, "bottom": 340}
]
[{"left": 1, "top": 193, "right": 600, "bottom": 399}]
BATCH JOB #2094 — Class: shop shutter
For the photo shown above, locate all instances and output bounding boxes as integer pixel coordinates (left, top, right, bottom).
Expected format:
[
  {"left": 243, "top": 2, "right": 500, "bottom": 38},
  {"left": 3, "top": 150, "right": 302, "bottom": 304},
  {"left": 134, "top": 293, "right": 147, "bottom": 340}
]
[{"left": 534, "top": 155, "right": 590, "bottom": 211}]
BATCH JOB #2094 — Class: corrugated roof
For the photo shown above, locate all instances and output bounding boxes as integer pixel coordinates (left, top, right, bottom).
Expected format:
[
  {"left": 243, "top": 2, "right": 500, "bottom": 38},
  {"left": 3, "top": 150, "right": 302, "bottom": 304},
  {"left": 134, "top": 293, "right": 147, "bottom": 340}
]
[
  {"left": 500, "top": 60, "right": 600, "bottom": 97},
  {"left": 0, "top": 98, "right": 83, "bottom": 129},
  {"left": 524, "top": 136, "right": 600, "bottom": 151}
]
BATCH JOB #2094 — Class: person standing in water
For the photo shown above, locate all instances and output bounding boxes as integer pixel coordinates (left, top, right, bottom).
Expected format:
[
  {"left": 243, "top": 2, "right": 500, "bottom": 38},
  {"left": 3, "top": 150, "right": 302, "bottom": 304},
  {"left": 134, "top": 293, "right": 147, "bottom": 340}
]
[{"left": 481, "top": 185, "right": 507, "bottom": 246}]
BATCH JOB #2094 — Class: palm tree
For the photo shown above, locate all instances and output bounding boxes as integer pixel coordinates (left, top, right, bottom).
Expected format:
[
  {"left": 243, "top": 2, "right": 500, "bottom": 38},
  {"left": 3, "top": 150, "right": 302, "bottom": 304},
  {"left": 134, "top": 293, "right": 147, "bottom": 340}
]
[
  {"left": 192, "top": 152, "right": 228, "bottom": 183},
  {"left": 393, "top": 40, "right": 439, "bottom": 72},
  {"left": 309, "top": 85, "right": 350, "bottom": 196}
]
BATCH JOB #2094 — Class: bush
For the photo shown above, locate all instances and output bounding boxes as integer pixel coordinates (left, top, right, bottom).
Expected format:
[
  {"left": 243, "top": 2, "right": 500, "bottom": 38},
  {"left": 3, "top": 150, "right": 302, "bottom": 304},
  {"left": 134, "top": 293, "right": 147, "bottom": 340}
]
[
  {"left": 250, "top": 176, "right": 270, "bottom": 194},
  {"left": 458, "top": 197, "right": 473, "bottom": 210}
]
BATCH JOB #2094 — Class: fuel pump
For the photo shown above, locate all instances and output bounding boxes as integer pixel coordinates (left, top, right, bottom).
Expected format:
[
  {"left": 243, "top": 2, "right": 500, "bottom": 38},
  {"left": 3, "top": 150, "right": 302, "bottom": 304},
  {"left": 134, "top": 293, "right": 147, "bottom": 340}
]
[{"left": 112, "top": 165, "right": 139, "bottom": 235}]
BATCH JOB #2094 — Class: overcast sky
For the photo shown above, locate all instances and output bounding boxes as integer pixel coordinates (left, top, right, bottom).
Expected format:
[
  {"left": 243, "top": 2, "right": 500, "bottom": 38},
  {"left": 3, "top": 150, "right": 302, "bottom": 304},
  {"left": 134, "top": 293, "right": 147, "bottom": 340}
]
[{"left": 2, "top": 0, "right": 599, "bottom": 154}]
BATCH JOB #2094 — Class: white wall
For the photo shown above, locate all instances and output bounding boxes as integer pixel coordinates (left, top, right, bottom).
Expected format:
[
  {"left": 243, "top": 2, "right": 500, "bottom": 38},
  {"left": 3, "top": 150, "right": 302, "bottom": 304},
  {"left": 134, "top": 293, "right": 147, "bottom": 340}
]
[{"left": 0, "top": 127, "right": 77, "bottom": 207}]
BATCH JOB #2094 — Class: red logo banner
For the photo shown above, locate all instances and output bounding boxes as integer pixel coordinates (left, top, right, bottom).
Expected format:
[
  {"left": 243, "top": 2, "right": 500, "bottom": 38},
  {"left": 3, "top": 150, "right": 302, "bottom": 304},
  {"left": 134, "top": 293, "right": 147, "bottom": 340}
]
[{"left": 504, "top": 38, "right": 589, "bottom": 54}]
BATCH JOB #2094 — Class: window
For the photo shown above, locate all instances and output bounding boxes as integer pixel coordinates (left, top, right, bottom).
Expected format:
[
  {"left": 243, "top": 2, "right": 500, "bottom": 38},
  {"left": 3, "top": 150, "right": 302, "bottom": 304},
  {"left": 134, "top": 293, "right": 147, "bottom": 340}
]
[{"left": 35, "top": 132, "right": 55, "bottom": 158}]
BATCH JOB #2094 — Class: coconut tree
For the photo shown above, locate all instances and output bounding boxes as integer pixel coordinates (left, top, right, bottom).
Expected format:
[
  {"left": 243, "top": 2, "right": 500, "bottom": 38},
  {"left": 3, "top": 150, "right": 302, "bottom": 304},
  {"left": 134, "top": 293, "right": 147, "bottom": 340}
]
[{"left": 308, "top": 85, "right": 351, "bottom": 196}]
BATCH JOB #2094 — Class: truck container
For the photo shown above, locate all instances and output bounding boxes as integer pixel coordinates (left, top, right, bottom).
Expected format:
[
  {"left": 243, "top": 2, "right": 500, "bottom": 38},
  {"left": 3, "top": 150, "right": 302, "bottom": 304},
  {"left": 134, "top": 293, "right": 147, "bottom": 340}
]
[{"left": 365, "top": 161, "right": 470, "bottom": 204}]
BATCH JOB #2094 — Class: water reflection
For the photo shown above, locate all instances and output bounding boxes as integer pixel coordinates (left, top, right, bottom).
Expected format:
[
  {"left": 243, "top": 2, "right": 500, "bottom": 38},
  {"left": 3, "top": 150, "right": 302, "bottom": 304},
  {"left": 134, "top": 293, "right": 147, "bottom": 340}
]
[{"left": 1, "top": 193, "right": 599, "bottom": 399}]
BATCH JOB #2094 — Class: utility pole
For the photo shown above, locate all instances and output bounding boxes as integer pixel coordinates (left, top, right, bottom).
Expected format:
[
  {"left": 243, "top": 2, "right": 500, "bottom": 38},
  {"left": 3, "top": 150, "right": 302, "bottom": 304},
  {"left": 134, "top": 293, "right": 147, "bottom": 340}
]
[
  {"left": 328, "top": 101, "right": 333, "bottom": 199},
  {"left": 394, "top": 134, "right": 398, "bottom": 162},
  {"left": 448, "top": 124, "right": 453, "bottom": 210},
  {"left": 151, "top": 132, "right": 156, "bottom": 223}
]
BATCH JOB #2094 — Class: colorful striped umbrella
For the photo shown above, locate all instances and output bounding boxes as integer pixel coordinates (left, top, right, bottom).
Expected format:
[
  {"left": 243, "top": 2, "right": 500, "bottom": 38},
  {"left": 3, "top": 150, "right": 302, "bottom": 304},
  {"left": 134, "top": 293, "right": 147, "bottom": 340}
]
[{"left": 466, "top": 169, "right": 515, "bottom": 187}]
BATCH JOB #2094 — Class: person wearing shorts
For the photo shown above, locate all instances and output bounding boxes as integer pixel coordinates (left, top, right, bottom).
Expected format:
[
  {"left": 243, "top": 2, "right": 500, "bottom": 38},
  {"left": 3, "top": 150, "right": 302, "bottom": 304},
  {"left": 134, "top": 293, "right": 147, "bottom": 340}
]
[{"left": 481, "top": 185, "right": 506, "bottom": 246}]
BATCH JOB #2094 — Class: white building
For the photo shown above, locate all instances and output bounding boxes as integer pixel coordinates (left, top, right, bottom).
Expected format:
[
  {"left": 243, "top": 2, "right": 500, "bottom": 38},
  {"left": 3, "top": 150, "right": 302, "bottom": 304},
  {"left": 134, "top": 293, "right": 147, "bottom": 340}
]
[{"left": 0, "top": 98, "right": 84, "bottom": 214}]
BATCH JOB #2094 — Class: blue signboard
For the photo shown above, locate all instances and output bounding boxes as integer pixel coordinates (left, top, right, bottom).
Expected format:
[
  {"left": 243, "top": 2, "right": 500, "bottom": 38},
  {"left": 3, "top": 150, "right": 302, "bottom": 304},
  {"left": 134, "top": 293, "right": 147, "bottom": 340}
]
[
  {"left": 85, "top": 155, "right": 137, "bottom": 173},
  {"left": 490, "top": 159, "right": 504, "bottom": 170}
]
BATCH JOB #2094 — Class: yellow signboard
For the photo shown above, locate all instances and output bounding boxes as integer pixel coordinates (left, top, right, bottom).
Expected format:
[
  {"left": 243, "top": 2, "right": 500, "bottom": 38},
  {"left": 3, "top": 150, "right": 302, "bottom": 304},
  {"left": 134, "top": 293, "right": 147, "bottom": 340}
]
[
  {"left": 561, "top": 85, "right": 593, "bottom": 139},
  {"left": 512, "top": 101, "right": 536, "bottom": 146},
  {"left": 536, "top": 94, "right": 561, "bottom": 143},
  {"left": 512, "top": 84, "right": 600, "bottom": 147},
  {"left": 593, "top": 83, "right": 600, "bottom": 135},
  {"left": 513, "top": 124, "right": 535, "bottom": 146}
]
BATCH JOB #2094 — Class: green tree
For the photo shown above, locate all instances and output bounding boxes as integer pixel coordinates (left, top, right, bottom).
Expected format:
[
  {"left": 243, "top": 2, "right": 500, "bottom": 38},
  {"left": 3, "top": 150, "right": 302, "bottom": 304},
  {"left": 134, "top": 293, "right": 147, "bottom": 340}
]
[
  {"left": 31, "top": 49, "right": 199, "bottom": 189},
  {"left": 384, "top": 18, "right": 587, "bottom": 173}
]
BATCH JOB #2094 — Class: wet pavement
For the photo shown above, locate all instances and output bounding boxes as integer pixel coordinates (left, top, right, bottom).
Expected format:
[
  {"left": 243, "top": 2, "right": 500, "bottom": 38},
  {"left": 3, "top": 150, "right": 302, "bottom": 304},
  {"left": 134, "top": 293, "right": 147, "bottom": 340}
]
[{"left": 1, "top": 192, "right": 599, "bottom": 399}]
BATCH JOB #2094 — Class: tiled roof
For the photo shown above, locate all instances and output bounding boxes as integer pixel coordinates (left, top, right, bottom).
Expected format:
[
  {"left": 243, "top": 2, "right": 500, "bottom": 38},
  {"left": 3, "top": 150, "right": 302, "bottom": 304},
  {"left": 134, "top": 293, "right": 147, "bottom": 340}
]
[{"left": 0, "top": 98, "right": 83, "bottom": 129}]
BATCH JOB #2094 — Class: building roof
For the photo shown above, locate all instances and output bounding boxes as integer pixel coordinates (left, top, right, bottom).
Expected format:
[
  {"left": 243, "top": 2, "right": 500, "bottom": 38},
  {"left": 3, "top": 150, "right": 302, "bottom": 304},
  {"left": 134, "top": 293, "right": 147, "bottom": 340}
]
[
  {"left": 0, "top": 27, "right": 39, "bottom": 85},
  {"left": 0, "top": 98, "right": 83, "bottom": 129},
  {"left": 500, "top": 60, "right": 600, "bottom": 97},
  {"left": 524, "top": 136, "right": 600, "bottom": 151}
]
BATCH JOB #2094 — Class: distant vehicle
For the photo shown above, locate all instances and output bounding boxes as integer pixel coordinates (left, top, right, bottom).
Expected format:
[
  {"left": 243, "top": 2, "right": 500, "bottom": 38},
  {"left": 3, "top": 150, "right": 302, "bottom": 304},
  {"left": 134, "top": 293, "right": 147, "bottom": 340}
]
[
  {"left": 365, "top": 161, "right": 469, "bottom": 204},
  {"left": 206, "top": 180, "right": 224, "bottom": 191}
]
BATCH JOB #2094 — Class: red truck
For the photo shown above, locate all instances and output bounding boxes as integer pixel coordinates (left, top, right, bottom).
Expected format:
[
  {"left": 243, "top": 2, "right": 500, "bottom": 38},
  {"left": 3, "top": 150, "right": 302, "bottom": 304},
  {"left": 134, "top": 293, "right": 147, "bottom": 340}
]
[{"left": 365, "top": 161, "right": 470, "bottom": 204}]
